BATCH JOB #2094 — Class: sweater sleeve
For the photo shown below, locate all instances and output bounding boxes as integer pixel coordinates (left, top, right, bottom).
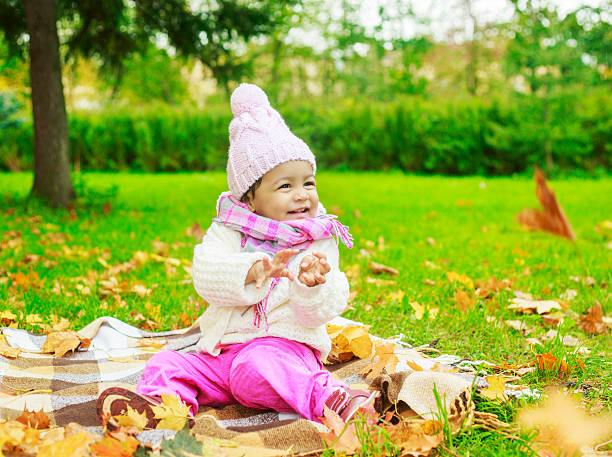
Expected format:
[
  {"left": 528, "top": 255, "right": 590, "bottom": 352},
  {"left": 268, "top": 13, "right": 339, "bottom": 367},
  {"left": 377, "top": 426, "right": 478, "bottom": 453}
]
[
  {"left": 287, "top": 237, "right": 349, "bottom": 328},
  {"left": 192, "top": 223, "right": 271, "bottom": 307}
]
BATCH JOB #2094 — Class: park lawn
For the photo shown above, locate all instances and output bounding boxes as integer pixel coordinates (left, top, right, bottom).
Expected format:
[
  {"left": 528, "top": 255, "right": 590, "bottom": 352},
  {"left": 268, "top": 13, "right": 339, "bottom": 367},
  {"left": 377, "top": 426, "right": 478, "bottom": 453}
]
[{"left": 1, "top": 171, "right": 611, "bottom": 455}]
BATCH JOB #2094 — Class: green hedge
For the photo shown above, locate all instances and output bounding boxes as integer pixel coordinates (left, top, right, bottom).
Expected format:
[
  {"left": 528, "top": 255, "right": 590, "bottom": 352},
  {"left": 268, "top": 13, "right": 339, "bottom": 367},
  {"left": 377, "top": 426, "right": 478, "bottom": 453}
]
[{"left": 1, "top": 91, "right": 611, "bottom": 174}]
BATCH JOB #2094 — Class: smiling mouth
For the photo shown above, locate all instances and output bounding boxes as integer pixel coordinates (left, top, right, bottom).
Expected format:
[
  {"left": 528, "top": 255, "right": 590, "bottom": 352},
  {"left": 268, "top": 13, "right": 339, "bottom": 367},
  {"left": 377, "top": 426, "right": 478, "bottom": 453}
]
[{"left": 288, "top": 208, "right": 309, "bottom": 216}]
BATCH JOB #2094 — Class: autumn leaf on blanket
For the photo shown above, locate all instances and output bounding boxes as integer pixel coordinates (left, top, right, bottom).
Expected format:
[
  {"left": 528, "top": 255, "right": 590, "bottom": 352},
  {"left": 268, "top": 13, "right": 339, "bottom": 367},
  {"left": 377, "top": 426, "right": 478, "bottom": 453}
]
[
  {"left": 152, "top": 394, "right": 191, "bottom": 431},
  {"left": 327, "top": 324, "right": 373, "bottom": 360},
  {"left": 369, "top": 261, "right": 399, "bottom": 276},
  {"left": 479, "top": 376, "right": 508, "bottom": 401},
  {"left": 577, "top": 301, "right": 607, "bottom": 335},
  {"left": 113, "top": 405, "right": 148, "bottom": 430},
  {"left": 0, "top": 420, "right": 26, "bottom": 453},
  {"left": 381, "top": 418, "right": 444, "bottom": 457},
  {"left": 37, "top": 431, "right": 95, "bottom": 457},
  {"left": 90, "top": 435, "right": 139, "bottom": 457},
  {"left": 15, "top": 408, "right": 51, "bottom": 429},
  {"left": 0, "top": 334, "right": 21, "bottom": 359},
  {"left": 517, "top": 390, "right": 612, "bottom": 457},
  {"left": 516, "top": 166, "right": 575, "bottom": 240},
  {"left": 319, "top": 405, "right": 361, "bottom": 452},
  {"left": 362, "top": 342, "right": 399, "bottom": 380},
  {"left": 41, "top": 330, "right": 91, "bottom": 357}
]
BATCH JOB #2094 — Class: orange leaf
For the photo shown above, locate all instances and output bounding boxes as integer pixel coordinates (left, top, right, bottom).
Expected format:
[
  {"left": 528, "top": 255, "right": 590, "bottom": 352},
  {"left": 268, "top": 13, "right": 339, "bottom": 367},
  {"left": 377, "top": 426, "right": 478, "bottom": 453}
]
[
  {"left": 368, "top": 261, "right": 399, "bottom": 276},
  {"left": 361, "top": 342, "right": 399, "bottom": 379},
  {"left": 90, "top": 436, "right": 139, "bottom": 457},
  {"left": 577, "top": 301, "right": 607, "bottom": 335},
  {"left": 318, "top": 405, "right": 361, "bottom": 452},
  {"left": 516, "top": 167, "right": 575, "bottom": 240},
  {"left": 536, "top": 353, "right": 567, "bottom": 373},
  {"left": 15, "top": 408, "right": 51, "bottom": 429},
  {"left": 453, "top": 289, "right": 475, "bottom": 311}
]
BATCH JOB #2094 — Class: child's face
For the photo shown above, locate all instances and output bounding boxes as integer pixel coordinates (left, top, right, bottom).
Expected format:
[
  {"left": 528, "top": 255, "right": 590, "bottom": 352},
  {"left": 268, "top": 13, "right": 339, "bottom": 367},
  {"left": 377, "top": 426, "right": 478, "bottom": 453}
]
[{"left": 245, "top": 160, "right": 318, "bottom": 221}]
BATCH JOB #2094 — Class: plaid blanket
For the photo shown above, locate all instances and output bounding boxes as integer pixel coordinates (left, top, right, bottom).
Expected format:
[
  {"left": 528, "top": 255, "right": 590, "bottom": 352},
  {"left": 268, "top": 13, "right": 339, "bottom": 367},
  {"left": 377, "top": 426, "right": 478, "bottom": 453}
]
[{"left": 0, "top": 316, "right": 535, "bottom": 452}]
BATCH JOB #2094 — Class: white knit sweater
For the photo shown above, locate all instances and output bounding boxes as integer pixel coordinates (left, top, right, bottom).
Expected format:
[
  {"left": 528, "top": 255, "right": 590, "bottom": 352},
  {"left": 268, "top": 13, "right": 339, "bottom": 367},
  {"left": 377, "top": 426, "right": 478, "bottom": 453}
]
[{"left": 192, "top": 222, "right": 350, "bottom": 361}]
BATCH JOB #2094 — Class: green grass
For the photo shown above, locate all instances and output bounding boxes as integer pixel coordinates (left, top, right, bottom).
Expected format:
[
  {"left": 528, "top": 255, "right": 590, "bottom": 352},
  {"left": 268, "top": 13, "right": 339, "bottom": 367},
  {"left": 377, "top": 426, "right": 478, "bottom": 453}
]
[{"left": 1, "top": 171, "right": 611, "bottom": 455}]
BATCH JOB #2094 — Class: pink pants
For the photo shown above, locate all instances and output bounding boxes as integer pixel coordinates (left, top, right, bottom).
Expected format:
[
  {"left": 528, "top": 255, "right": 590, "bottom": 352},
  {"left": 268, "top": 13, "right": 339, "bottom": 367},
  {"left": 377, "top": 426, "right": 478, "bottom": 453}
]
[{"left": 136, "top": 336, "right": 345, "bottom": 421}]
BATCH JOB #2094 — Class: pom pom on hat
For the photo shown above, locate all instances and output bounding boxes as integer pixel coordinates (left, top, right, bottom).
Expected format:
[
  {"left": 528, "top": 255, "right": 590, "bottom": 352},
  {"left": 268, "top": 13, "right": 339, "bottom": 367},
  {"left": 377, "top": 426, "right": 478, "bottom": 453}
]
[
  {"left": 230, "top": 83, "right": 270, "bottom": 117},
  {"left": 226, "top": 83, "right": 316, "bottom": 200}
]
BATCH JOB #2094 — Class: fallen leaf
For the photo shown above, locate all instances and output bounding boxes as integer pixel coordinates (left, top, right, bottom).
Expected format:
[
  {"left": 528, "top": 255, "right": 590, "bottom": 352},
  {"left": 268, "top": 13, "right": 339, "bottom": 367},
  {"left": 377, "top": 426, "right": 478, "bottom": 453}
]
[
  {"left": 15, "top": 408, "right": 51, "bottom": 429},
  {"left": 453, "top": 289, "right": 476, "bottom": 311},
  {"left": 388, "top": 289, "right": 405, "bottom": 302},
  {"left": 509, "top": 296, "right": 562, "bottom": 315},
  {"left": 536, "top": 353, "right": 567, "bottom": 374},
  {"left": 381, "top": 418, "right": 444, "bottom": 456},
  {"left": 90, "top": 436, "right": 139, "bottom": 457},
  {"left": 365, "top": 276, "right": 395, "bottom": 286},
  {"left": 41, "top": 331, "right": 91, "bottom": 357},
  {"left": 368, "top": 261, "right": 399, "bottom": 276},
  {"left": 505, "top": 320, "right": 533, "bottom": 336},
  {"left": 319, "top": 405, "right": 361, "bottom": 452},
  {"left": 37, "top": 431, "right": 94, "bottom": 457},
  {"left": 410, "top": 302, "right": 425, "bottom": 320},
  {"left": 0, "top": 334, "right": 21, "bottom": 359},
  {"left": 327, "top": 324, "right": 373, "bottom": 359},
  {"left": 114, "top": 405, "right": 149, "bottom": 431},
  {"left": 518, "top": 390, "right": 612, "bottom": 457},
  {"left": 577, "top": 301, "right": 607, "bottom": 335},
  {"left": 480, "top": 376, "right": 508, "bottom": 401},
  {"left": 516, "top": 167, "right": 575, "bottom": 240},
  {"left": 446, "top": 271, "right": 474, "bottom": 289},
  {"left": 361, "top": 342, "right": 399, "bottom": 380},
  {"left": 151, "top": 394, "right": 191, "bottom": 431}
]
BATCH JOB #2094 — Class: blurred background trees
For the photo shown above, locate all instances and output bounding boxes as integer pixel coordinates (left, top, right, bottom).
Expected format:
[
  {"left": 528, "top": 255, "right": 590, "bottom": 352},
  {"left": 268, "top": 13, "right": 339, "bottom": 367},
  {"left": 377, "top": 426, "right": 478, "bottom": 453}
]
[{"left": 1, "top": 0, "right": 610, "bottom": 200}]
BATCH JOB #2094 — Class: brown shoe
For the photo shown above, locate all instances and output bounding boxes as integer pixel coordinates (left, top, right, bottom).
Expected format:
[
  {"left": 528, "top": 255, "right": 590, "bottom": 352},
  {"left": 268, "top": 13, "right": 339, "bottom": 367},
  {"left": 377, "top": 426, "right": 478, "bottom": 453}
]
[
  {"left": 324, "top": 387, "right": 379, "bottom": 422},
  {"left": 97, "top": 387, "right": 163, "bottom": 429}
]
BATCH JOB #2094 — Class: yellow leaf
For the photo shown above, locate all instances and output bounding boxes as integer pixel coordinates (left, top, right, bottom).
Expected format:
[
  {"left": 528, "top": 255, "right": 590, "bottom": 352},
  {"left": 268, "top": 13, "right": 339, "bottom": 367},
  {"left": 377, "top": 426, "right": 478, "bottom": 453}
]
[
  {"left": 446, "top": 271, "right": 474, "bottom": 289},
  {"left": 480, "top": 376, "right": 508, "bottom": 401},
  {"left": 114, "top": 405, "right": 149, "bottom": 430},
  {"left": 410, "top": 302, "right": 425, "bottom": 320},
  {"left": 37, "top": 431, "right": 93, "bottom": 457},
  {"left": 333, "top": 325, "right": 373, "bottom": 359},
  {"left": 41, "top": 331, "right": 90, "bottom": 357},
  {"left": 0, "top": 421, "right": 26, "bottom": 456},
  {"left": 388, "top": 289, "right": 405, "bottom": 302},
  {"left": 152, "top": 394, "right": 191, "bottom": 431},
  {"left": 0, "top": 334, "right": 21, "bottom": 359}
]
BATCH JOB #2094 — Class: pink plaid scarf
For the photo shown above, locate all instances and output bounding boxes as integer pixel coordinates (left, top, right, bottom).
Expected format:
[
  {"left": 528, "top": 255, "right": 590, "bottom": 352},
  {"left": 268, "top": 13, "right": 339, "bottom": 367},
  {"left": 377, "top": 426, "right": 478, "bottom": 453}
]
[{"left": 214, "top": 192, "right": 353, "bottom": 328}]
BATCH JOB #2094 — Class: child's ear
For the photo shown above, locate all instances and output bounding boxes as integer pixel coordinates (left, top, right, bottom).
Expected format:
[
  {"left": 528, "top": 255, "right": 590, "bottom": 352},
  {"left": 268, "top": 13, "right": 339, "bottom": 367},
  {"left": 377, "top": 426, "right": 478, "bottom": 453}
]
[{"left": 242, "top": 194, "right": 255, "bottom": 212}]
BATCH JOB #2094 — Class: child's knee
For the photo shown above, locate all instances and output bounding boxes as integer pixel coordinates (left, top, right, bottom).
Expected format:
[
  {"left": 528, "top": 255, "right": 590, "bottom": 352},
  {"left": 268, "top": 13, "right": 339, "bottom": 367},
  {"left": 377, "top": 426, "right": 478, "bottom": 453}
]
[{"left": 144, "top": 350, "right": 183, "bottom": 370}]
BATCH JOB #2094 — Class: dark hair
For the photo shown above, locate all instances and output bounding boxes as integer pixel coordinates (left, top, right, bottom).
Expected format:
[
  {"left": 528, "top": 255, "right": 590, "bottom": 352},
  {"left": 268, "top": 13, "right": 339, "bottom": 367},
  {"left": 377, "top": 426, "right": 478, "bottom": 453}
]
[{"left": 240, "top": 177, "right": 263, "bottom": 204}]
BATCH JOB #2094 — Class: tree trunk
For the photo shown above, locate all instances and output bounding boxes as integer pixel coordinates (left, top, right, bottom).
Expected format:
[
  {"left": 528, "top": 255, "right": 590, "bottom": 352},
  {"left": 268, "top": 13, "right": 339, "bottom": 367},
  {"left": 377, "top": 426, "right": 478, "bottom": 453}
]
[{"left": 24, "top": 0, "right": 75, "bottom": 206}]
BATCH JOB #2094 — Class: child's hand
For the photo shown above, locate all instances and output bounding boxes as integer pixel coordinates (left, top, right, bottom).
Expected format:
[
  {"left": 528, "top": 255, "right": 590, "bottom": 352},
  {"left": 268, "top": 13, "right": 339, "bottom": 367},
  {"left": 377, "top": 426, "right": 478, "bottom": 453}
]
[
  {"left": 246, "top": 249, "right": 298, "bottom": 288},
  {"left": 298, "top": 252, "right": 331, "bottom": 287}
]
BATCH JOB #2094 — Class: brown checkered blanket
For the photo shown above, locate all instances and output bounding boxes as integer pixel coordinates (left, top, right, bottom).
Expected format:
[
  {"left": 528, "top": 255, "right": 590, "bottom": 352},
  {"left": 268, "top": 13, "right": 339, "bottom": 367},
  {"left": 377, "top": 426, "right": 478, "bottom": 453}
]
[{"left": 0, "top": 316, "right": 529, "bottom": 453}]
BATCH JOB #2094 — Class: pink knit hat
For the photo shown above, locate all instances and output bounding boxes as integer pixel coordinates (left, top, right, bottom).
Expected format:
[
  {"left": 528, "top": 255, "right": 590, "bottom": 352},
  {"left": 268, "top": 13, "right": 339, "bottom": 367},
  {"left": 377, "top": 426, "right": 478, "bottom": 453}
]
[{"left": 227, "top": 83, "right": 316, "bottom": 199}]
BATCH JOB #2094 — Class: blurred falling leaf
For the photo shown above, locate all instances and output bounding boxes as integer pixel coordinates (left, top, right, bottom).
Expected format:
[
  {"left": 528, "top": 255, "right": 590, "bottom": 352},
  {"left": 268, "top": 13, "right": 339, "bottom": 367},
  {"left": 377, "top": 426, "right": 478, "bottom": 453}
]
[
  {"left": 151, "top": 394, "right": 191, "bottom": 431},
  {"left": 516, "top": 167, "right": 575, "bottom": 240},
  {"left": 41, "top": 331, "right": 91, "bottom": 357},
  {"left": 517, "top": 390, "right": 612, "bottom": 457},
  {"left": 186, "top": 221, "right": 205, "bottom": 240},
  {"left": 368, "top": 261, "right": 398, "bottom": 276},
  {"left": 577, "top": 301, "right": 607, "bottom": 335}
]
